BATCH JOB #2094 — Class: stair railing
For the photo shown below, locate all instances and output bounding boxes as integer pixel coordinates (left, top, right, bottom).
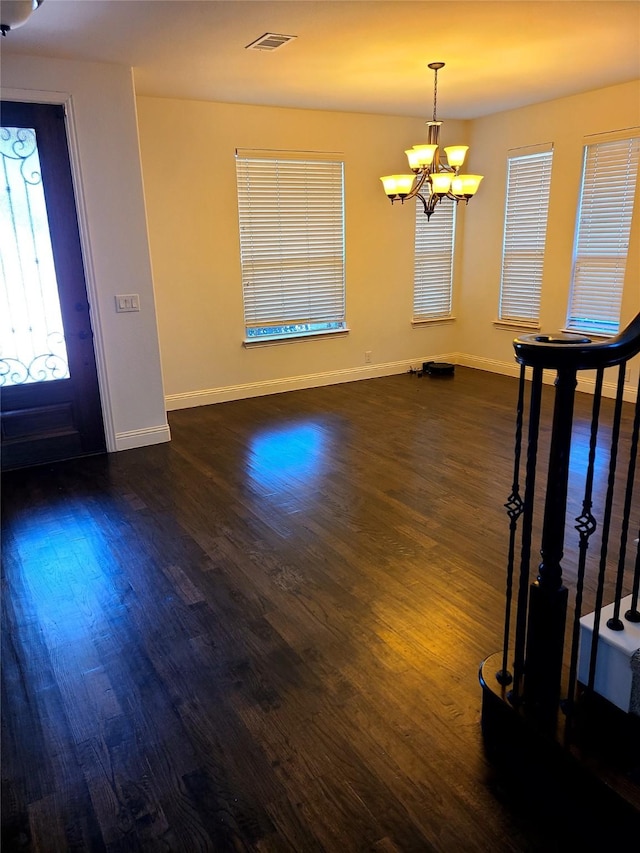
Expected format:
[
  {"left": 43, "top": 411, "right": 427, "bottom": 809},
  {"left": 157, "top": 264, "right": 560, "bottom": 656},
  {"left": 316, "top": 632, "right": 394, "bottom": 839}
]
[{"left": 482, "top": 312, "right": 640, "bottom": 737}]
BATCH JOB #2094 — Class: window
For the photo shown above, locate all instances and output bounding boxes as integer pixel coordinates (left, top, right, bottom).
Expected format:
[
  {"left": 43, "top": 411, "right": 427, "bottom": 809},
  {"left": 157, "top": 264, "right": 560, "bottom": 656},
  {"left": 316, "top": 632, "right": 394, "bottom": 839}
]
[
  {"left": 567, "top": 135, "right": 640, "bottom": 336},
  {"left": 236, "top": 150, "right": 346, "bottom": 342},
  {"left": 413, "top": 199, "right": 455, "bottom": 320},
  {"left": 498, "top": 146, "right": 553, "bottom": 324},
  {"left": 1, "top": 125, "right": 70, "bottom": 385}
]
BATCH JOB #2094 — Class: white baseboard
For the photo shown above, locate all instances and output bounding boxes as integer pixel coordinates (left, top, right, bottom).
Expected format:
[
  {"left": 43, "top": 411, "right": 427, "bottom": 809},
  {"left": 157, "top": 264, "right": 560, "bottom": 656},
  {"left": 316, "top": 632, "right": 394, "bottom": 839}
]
[
  {"left": 456, "top": 353, "right": 638, "bottom": 403},
  {"left": 115, "top": 424, "right": 171, "bottom": 451},
  {"left": 165, "top": 351, "right": 636, "bottom": 412},
  {"left": 454, "top": 353, "right": 522, "bottom": 379},
  {"left": 165, "top": 355, "right": 457, "bottom": 410}
]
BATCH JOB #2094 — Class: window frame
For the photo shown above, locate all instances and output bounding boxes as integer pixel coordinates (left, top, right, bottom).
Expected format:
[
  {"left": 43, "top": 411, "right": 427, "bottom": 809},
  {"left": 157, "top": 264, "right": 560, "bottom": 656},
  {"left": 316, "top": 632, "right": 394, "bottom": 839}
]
[
  {"left": 235, "top": 149, "right": 346, "bottom": 344},
  {"left": 566, "top": 133, "right": 640, "bottom": 337},
  {"left": 498, "top": 144, "right": 554, "bottom": 327},
  {"left": 412, "top": 198, "right": 456, "bottom": 323}
]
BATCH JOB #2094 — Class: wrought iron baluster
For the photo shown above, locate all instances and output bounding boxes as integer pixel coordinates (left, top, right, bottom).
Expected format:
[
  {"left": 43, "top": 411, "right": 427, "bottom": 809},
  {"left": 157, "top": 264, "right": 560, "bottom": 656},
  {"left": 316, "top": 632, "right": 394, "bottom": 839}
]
[
  {"left": 498, "top": 363, "right": 526, "bottom": 686},
  {"left": 607, "top": 366, "right": 640, "bottom": 630},
  {"left": 623, "top": 376, "right": 640, "bottom": 624},
  {"left": 510, "top": 364, "right": 543, "bottom": 704},
  {"left": 627, "top": 528, "right": 640, "bottom": 622},
  {"left": 564, "top": 367, "right": 603, "bottom": 736},
  {"left": 588, "top": 364, "right": 627, "bottom": 688}
]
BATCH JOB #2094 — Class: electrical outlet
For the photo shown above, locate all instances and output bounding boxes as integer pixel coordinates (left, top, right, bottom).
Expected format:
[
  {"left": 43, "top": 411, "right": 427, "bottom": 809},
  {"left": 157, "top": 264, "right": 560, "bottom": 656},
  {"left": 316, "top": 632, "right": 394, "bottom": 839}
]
[{"left": 365, "top": 351, "right": 372, "bottom": 363}]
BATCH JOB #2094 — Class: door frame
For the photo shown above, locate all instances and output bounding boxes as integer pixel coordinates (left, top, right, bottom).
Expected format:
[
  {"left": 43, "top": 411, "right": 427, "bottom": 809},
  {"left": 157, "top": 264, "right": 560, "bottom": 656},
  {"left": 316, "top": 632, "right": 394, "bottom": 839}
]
[{"left": 2, "top": 87, "right": 116, "bottom": 451}]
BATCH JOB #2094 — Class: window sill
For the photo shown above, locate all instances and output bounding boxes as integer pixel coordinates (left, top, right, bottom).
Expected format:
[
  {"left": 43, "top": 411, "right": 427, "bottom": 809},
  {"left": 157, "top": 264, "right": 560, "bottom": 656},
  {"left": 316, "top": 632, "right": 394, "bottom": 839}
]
[
  {"left": 243, "top": 328, "right": 350, "bottom": 348},
  {"left": 493, "top": 319, "right": 541, "bottom": 332},
  {"left": 412, "top": 316, "right": 456, "bottom": 328},
  {"left": 561, "top": 328, "right": 614, "bottom": 341}
]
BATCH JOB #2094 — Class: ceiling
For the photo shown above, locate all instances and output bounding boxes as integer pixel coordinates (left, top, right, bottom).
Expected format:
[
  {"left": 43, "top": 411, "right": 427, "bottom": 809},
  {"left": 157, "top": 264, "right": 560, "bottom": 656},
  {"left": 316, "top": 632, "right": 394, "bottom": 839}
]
[{"left": 1, "top": 0, "right": 639, "bottom": 119}]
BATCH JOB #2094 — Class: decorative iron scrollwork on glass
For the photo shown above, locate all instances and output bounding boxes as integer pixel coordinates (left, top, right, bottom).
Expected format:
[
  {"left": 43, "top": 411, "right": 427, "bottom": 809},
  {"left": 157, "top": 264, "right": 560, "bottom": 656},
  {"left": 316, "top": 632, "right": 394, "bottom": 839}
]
[
  {"left": 0, "top": 331, "right": 69, "bottom": 386},
  {"left": 1, "top": 125, "right": 71, "bottom": 387},
  {"left": 1, "top": 125, "right": 38, "bottom": 180}
]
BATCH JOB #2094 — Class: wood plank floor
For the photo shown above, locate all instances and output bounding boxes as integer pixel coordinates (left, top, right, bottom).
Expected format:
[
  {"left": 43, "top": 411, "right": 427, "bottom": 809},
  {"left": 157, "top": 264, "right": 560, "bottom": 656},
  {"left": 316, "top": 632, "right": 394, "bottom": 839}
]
[{"left": 2, "top": 367, "right": 639, "bottom": 852}]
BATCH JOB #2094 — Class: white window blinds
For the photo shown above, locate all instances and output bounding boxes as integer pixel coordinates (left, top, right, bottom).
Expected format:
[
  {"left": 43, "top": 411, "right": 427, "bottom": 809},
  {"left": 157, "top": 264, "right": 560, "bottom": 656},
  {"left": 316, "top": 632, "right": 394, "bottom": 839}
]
[
  {"left": 499, "top": 148, "right": 553, "bottom": 323},
  {"left": 567, "top": 135, "right": 640, "bottom": 336},
  {"left": 236, "top": 152, "right": 346, "bottom": 342},
  {"left": 413, "top": 200, "right": 455, "bottom": 320}
]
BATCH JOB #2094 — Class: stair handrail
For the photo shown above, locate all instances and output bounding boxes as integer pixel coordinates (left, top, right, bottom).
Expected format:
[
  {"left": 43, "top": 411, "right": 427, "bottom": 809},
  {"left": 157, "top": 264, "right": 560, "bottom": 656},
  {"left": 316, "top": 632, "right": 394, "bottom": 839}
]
[{"left": 512, "top": 312, "right": 640, "bottom": 370}]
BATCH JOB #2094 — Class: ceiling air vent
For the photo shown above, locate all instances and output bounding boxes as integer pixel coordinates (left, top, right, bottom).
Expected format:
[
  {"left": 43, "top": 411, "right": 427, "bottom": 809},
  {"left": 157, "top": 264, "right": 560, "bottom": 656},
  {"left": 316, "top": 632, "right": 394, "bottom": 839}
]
[{"left": 245, "top": 33, "right": 297, "bottom": 51}]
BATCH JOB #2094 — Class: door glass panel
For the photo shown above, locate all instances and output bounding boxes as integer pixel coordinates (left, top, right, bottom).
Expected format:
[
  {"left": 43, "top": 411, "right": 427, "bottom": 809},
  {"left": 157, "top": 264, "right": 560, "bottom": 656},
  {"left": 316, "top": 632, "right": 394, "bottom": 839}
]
[{"left": 1, "top": 125, "right": 70, "bottom": 387}]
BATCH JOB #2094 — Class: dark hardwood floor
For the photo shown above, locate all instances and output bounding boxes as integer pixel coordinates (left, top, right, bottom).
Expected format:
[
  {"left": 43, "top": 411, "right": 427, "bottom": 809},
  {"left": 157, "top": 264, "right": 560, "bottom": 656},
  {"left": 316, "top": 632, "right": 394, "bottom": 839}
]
[{"left": 2, "top": 367, "right": 638, "bottom": 852}]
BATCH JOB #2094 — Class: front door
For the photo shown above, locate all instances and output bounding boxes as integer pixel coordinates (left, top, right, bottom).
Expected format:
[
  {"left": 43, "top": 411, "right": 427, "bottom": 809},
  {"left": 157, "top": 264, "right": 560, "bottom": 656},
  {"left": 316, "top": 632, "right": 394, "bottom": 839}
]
[{"left": 1, "top": 101, "right": 106, "bottom": 470}]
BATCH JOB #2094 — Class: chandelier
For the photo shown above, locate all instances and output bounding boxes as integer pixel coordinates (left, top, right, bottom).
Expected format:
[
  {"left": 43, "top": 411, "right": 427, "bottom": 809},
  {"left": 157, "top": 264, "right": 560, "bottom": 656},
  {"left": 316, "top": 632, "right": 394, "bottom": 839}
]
[{"left": 380, "top": 62, "right": 483, "bottom": 220}]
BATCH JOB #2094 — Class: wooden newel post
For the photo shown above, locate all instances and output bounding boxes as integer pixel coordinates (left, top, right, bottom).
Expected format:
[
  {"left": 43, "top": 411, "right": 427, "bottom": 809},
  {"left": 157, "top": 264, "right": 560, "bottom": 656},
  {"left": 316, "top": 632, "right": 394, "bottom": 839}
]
[{"left": 523, "top": 367, "right": 576, "bottom": 721}]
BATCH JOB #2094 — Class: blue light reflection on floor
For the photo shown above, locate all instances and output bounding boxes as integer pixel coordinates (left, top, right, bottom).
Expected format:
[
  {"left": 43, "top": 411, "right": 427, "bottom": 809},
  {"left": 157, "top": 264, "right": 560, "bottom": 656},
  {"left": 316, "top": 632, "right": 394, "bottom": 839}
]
[
  {"left": 8, "top": 501, "right": 120, "bottom": 651},
  {"left": 247, "top": 421, "right": 330, "bottom": 497},
  {"left": 569, "top": 428, "right": 611, "bottom": 478}
]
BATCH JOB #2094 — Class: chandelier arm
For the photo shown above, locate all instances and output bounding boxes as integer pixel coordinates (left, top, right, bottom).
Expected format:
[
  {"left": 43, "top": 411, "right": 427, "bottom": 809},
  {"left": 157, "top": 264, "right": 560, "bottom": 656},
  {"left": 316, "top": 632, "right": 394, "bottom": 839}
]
[
  {"left": 415, "top": 190, "right": 440, "bottom": 220},
  {"left": 415, "top": 193, "right": 429, "bottom": 216},
  {"left": 405, "top": 169, "right": 430, "bottom": 201},
  {"left": 447, "top": 189, "right": 471, "bottom": 202}
]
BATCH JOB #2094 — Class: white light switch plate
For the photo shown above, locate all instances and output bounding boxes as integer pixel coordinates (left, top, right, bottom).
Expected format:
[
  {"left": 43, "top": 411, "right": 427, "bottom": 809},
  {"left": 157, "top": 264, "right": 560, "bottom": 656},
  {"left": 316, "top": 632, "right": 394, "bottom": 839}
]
[{"left": 115, "top": 294, "right": 140, "bottom": 312}]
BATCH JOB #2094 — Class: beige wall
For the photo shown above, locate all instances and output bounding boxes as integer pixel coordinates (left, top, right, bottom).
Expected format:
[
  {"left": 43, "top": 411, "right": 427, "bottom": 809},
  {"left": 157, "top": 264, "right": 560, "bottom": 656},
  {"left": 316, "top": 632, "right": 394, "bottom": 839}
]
[
  {"left": 458, "top": 79, "right": 640, "bottom": 396},
  {"left": 136, "top": 97, "right": 469, "bottom": 408},
  {"left": 138, "top": 82, "right": 639, "bottom": 409}
]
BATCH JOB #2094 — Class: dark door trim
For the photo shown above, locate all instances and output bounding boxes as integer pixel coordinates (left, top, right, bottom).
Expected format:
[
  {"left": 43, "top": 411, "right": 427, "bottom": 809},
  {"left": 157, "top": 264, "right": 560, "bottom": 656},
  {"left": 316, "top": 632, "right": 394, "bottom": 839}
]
[{"left": 1, "top": 100, "right": 108, "bottom": 469}]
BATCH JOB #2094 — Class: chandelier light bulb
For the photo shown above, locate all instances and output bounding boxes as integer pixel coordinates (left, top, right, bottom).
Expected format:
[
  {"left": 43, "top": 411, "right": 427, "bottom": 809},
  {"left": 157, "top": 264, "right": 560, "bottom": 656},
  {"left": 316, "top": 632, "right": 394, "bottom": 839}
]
[
  {"left": 380, "top": 175, "right": 416, "bottom": 198},
  {"left": 444, "top": 146, "right": 469, "bottom": 168},
  {"left": 452, "top": 174, "right": 484, "bottom": 197},
  {"left": 430, "top": 173, "right": 453, "bottom": 194},
  {"left": 406, "top": 145, "right": 438, "bottom": 170}
]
